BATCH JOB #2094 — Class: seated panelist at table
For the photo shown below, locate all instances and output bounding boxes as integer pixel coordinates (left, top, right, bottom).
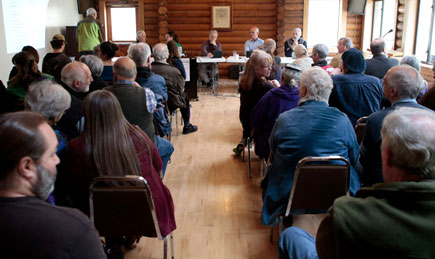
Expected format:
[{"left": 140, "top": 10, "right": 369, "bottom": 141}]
[
  {"left": 284, "top": 28, "right": 307, "bottom": 58},
  {"left": 199, "top": 30, "right": 222, "bottom": 88},
  {"left": 245, "top": 26, "right": 264, "bottom": 56}
]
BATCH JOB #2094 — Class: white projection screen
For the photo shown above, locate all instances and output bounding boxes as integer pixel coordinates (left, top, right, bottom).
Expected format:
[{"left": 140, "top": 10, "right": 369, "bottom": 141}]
[{"left": 2, "top": 0, "right": 49, "bottom": 54}]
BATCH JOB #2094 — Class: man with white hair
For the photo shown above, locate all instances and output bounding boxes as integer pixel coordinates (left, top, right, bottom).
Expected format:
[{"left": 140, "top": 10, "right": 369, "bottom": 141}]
[
  {"left": 311, "top": 44, "right": 333, "bottom": 74},
  {"left": 278, "top": 107, "right": 435, "bottom": 259},
  {"left": 77, "top": 7, "right": 104, "bottom": 56},
  {"left": 284, "top": 28, "right": 307, "bottom": 58},
  {"left": 360, "top": 65, "right": 431, "bottom": 187},
  {"left": 152, "top": 43, "right": 198, "bottom": 135},
  {"left": 136, "top": 30, "right": 146, "bottom": 43},
  {"left": 329, "top": 37, "right": 353, "bottom": 68},
  {"left": 199, "top": 30, "right": 222, "bottom": 87},
  {"left": 261, "top": 67, "right": 361, "bottom": 227},
  {"left": 57, "top": 61, "right": 93, "bottom": 140},
  {"left": 245, "top": 26, "right": 264, "bottom": 55}
]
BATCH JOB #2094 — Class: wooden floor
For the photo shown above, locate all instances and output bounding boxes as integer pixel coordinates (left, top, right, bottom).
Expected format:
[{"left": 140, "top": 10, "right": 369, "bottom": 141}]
[{"left": 126, "top": 80, "right": 278, "bottom": 259}]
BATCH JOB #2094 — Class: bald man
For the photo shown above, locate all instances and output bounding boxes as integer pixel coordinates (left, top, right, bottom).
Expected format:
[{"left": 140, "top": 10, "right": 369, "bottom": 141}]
[
  {"left": 365, "top": 38, "right": 399, "bottom": 79},
  {"left": 244, "top": 26, "right": 264, "bottom": 55}
]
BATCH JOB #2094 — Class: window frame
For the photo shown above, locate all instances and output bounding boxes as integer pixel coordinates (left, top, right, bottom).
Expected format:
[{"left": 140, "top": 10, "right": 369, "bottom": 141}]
[{"left": 106, "top": 4, "right": 139, "bottom": 42}]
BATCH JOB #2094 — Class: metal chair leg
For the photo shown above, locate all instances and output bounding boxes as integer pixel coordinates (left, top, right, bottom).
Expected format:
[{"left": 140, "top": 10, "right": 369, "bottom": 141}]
[
  {"left": 170, "top": 233, "right": 174, "bottom": 259},
  {"left": 270, "top": 227, "right": 274, "bottom": 243},
  {"left": 247, "top": 137, "right": 252, "bottom": 178},
  {"left": 163, "top": 236, "right": 168, "bottom": 259}
]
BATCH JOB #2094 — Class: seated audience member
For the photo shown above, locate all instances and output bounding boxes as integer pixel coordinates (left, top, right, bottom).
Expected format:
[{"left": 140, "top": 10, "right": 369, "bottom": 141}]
[
  {"left": 329, "top": 37, "right": 352, "bottom": 68},
  {"left": 56, "top": 61, "right": 93, "bottom": 140},
  {"left": 292, "top": 44, "right": 313, "bottom": 71},
  {"left": 7, "top": 51, "right": 53, "bottom": 99},
  {"left": 360, "top": 65, "right": 431, "bottom": 187},
  {"left": 152, "top": 43, "right": 198, "bottom": 134},
  {"left": 261, "top": 38, "right": 281, "bottom": 82},
  {"left": 165, "top": 31, "right": 183, "bottom": 54},
  {"left": 136, "top": 30, "right": 146, "bottom": 43},
  {"left": 79, "top": 54, "right": 107, "bottom": 95},
  {"left": 261, "top": 67, "right": 360, "bottom": 226},
  {"left": 311, "top": 44, "right": 333, "bottom": 74},
  {"left": 199, "top": 30, "right": 222, "bottom": 87},
  {"left": 42, "top": 34, "right": 71, "bottom": 82},
  {"left": 65, "top": 90, "right": 176, "bottom": 253},
  {"left": 105, "top": 57, "right": 174, "bottom": 176},
  {"left": 419, "top": 86, "right": 435, "bottom": 111},
  {"left": 365, "top": 38, "right": 399, "bottom": 79},
  {"left": 284, "top": 28, "right": 307, "bottom": 58},
  {"left": 233, "top": 50, "right": 277, "bottom": 156},
  {"left": 167, "top": 40, "right": 186, "bottom": 79},
  {"left": 400, "top": 55, "right": 428, "bottom": 101},
  {"left": 251, "top": 63, "right": 301, "bottom": 160},
  {"left": 97, "top": 41, "right": 119, "bottom": 84},
  {"left": 9, "top": 45, "right": 40, "bottom": 80},
  {"left": 245, "top": 26, "right": 264, "bottom": 55},
  {"left": 0, "top": 111, "right": 106, "bottom": 259},
  {"left": 329, "top": 48, "right": 383, "bottom": 126},
  {"left": 279, "top": 107, "right": 435, "bottom": 259}
]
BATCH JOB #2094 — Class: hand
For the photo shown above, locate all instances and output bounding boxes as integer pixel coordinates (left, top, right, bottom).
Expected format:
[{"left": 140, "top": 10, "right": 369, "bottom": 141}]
[
  {"left": 207, "top": 52, "right": 213, "bottom": 58},
  {"left": 269, "top": 79, "right": 280, "bottom": 88},
  {"left": 291, "top": 41, "right": 297, "bottom": 49}
]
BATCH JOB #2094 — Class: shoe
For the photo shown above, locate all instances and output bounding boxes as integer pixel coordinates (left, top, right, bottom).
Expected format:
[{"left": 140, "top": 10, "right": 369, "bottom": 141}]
[
  {"left": 232, "top": 143, "right": 245, "bottom": 157},
  {"left": 183, "top": 123, "right": 198, "bottom": 134}
]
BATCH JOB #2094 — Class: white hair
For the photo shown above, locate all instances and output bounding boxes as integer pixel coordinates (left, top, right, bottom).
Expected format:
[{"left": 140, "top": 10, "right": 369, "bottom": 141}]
[
  {"left": 153, "top": 43, "right": 169, "bottom": 61},
  {"left": 400, "top": 55, "right": 421, "bottom": 72},
  {"left": 381, "top": 107, "right": 435, "bottom": 179},
  {"left": 299, "top": 67, "right": 333, "bottom": 103},
  {"left": 385, "top": 65, "right": 424, "bottom": 99},
  {"left": 209, "top": 30, "right": 218, "bottom": 36},
  {"left": 86, "top": 8, "right": 97, "bottom": 17},
  {"left": 79, "top": 55, "right": 104, "bottom": 77},
  {"left": 128, "top": 43, "right": 151, "bottom": 67}
]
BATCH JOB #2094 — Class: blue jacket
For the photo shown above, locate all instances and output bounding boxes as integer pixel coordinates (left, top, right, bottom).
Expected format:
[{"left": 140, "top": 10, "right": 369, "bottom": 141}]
[
  {"left": 261, "top": 100, "right": 361, "bottom": 226},
  {"left": 330, "top": 72, "right": 383, "bottom": 126},
  {"left": 136, "top": 66, "right": 168, "bottom": 103}
]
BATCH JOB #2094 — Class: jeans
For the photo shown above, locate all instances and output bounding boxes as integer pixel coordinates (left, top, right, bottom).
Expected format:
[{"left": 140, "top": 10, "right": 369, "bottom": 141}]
[
  {"left": 154, "top": 136, "right": 174, "bottom": 177},
  {"left": 278, "top": 227, "right": 318, "bottom": 259}
]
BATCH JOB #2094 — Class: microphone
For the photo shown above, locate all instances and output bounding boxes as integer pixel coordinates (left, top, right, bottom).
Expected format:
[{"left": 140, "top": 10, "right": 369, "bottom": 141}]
[{"left": 383, "top": 29, "right": 394, "bottom": 38}]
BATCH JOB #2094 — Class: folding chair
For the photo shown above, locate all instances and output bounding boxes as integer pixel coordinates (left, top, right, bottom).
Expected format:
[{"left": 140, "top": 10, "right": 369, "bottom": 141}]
[
  {"left": 89, "top": 176, "right": 174, "bottom": 259},
  {"left": 355, "top": 116, "right": 368, "bottom": 144},
  {"left": 270, "top": 156, "right": 350, "bottom": 242}
]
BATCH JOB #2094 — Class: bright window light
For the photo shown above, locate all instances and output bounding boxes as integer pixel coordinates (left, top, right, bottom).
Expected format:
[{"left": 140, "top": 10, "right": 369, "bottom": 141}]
[
  {"left": 307, "top": 0, "right": 341, "bottom": 47},
  {"left": 415, "top": 0, "right": 434, "bottom": 62},
  {"left": 110, "top": 8, "right": 136, "bottom": 41}
]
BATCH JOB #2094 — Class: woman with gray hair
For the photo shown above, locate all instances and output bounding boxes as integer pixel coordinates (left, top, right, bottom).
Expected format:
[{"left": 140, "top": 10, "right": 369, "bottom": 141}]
[
  {"left": 251, "top": 63, "right": 301, "bottom": 159},
  {"left": 292, "top": 44, "right": 313, "bottom": 71},
  {"left": 25, "top": 80, "right": 71, "bottom": 154},
  {"left": 79, "top": 55, "right": 107, "bottom": 95},
  {"left": 261, "top": 38, "right": 281, "bottom": 82},
  {"left": 399, "top": 55, "right": 428, "bottom": 101}
]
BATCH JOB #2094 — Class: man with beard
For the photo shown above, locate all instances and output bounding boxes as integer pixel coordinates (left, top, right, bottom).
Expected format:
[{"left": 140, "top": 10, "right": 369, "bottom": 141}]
[{"left": 0, "top": 112, "right": 105, "bottom": 258}]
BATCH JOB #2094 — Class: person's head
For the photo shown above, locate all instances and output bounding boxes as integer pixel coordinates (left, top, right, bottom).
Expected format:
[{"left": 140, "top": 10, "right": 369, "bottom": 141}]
[
  {"left": 299, "top": 66, "right": 333, "bottom": 104},
  {"left": 312, "top": 44, "right": 329, "bottom": 63},
  {"left": 240, "top": 50, "right": 273, "bottom": 91},
  {"left": 400, "top": 55, "right": 421, "bottom": 72},
  {"left": 381, "top": 107, "right": 435, "bottom": 181},
  {"left": 82, "top": 90, "right": 144, "bottom": 177},
  {"left": 341, "top": 48, "right": 367, "bottom": 74},
  {"left": 165, "top": 31, "right": 179, "bottom": 43},
  {"left": 370, "top": 38, "right": 385, "bottom": 55},
  {"left": 136, "top": 30, "right": 146, "bottom": 43},
  {"left": 22, "top": 46, "right": 39, "bottom": 63},
  {"left": 50, "top": 34, "right": 66, "bottom": 51},
  {"left": 24, "top": 81, "right": 71, "bottom": 124},
  {"left": 0, "top": 112, "right": 59, "bottom": 199},
  {"left": 250, "top": 27, "right": 259, "bottom": 40},
  {"left": 153, "top": 43, "right": 169, "bottom": 62},
  {"left": 383, "top": 65, "right": 424, "bottom": 103},
  {"left": 209, "top": 30, "right": 218, "bottom": 42},
  {"left": 86, "top": 7, "right": 97, "bottom": 19},
  {"left": 79, "top": 55, "right": 104, "bottom": 77},
  {"left": 281, "top": 63, "right": 301, "bottom": 88},
  {"left": 337, "top": 37, "right": 352, "bottom": 53},
  {"left": 294, "top": 44, "right": 308, "bottom": 59},
  {"left": 113, "top": 57, "right": 136, "bottom": 81},
  {"left": 61, "top": 61, "right": 93, "bottom": 92},
  {"left": 262, "top": 38, "right": 276, "bottom": 56},
  {"left": 98, "top": 41, "right": 119, "bottom": 61},
  {"left": 292, "top": 28, "right": 302, "bottom": 40},
  {"left": 167, "top": 40, "right": 181, "bottom": 59},
  {"left": 12, "top": 51, "right": 41, "bottom": 82},
  {"left": 127, "top": 43, "right": 151, "bottom": 67}
]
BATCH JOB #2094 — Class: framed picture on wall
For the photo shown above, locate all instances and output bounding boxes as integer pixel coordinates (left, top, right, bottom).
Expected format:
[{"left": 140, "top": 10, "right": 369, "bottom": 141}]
[{"left": 210, "top": 4, "right": 232, "bottom": 31}]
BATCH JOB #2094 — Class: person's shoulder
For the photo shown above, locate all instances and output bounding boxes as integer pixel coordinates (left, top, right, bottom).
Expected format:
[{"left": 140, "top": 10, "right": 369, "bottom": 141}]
[{"left": 150, "top": 73, "right": 165, "bottom": 83}]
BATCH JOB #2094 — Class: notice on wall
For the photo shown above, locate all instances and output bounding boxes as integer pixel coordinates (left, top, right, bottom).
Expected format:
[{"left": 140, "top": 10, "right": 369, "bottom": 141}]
[{"left": 2, "top": 0, "right": 49, "bottom": 54}]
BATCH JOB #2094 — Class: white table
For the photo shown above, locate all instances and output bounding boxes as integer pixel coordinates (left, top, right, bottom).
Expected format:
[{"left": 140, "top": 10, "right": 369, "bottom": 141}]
[
  {"left": 196, "top": 57, "right": 227, "bottom": 94},
  {"left": 280, "top": 57, "right": 294, "bottom": 64},
  {"left": 226, "top": 56, "right": 249, "bottom": 63}
]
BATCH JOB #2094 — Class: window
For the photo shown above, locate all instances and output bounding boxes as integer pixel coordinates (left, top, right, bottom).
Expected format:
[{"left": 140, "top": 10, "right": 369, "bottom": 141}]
[
  {"left": 415, "top": 0, "right": 435, "bottom": 63},
  {"left": 371, "top": 0, "right": 396, "bottom": 51},
  {"left": 109, "top": 7, "right": 136, "bottom": 41},
  {"left": 307, "top": 0, "right": 342, "bottom": 47}
]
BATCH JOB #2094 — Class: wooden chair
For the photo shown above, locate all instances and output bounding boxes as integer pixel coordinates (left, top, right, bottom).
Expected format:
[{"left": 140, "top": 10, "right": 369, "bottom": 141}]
[
  {"left": 270, "top": 156, "right": 350, "bottom": 242},
  {"left": 89, "top": 176, "right": 174, "bottom": 259},
  {"left": 355, "top": 116, "right": 368, "bottom": 144}
]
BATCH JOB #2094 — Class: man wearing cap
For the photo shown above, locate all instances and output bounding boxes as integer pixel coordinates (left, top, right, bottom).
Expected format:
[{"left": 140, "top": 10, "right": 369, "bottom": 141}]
[
  {"left": 329, "top": 48, "right": 383, "bottom": 126},
  {"left": 42, "top": 34, "right": 71, "bottom": 83},
  {"left": 77, "top": 8, "right": 104, "bottom": 57},
  {"left": 244, "top": 27, "right": 264, "bottom": 56}
]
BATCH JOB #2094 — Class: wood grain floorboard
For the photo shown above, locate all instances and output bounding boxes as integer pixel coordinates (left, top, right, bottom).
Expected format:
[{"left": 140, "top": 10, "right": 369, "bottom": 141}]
[{"left": 125, "top": 80, "right": 278, "bottom": 259}]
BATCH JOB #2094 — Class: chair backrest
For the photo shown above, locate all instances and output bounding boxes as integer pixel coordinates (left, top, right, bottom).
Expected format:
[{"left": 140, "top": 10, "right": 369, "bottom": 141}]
[
  {"left": 89, "top": 175, "right": 162, "bottom": 239},
  {"left": 285, "top": 156, "right": 350, "bottom": 217},
  {"left": 355, "top": 116, "right": 368, "bottom": 144}
]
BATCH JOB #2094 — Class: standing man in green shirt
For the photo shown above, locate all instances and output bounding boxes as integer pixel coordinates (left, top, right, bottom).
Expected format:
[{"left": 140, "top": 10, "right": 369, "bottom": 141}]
[{"left": 77, "top": 8, "right": 104, "bottom": 57}]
